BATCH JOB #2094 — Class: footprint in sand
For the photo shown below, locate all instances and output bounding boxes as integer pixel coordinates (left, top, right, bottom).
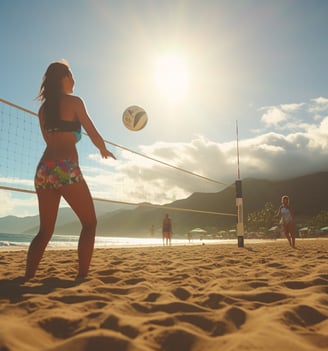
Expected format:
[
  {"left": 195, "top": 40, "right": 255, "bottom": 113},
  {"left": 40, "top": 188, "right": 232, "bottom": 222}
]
[
  {"left": 171, "top": 287, "right": 191, "bottom": 301},
  {"left": 283, "top": 305, "right": 327, "bottom": 327},
  {"left": 101, "top": 314, "right": 139, "bottom": 339}
]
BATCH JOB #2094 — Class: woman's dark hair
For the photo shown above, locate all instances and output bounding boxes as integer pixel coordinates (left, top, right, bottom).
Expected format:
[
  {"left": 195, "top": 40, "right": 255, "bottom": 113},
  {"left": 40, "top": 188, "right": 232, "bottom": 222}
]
[{"left": 37, "top": 61, "right": 70, "bottom": 129}]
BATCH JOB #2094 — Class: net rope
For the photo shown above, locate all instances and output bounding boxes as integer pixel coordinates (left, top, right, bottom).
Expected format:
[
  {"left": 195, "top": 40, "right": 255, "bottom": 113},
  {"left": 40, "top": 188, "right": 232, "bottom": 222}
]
[{"left": 0, "top": 98, "right": 236, "bottom": 217}]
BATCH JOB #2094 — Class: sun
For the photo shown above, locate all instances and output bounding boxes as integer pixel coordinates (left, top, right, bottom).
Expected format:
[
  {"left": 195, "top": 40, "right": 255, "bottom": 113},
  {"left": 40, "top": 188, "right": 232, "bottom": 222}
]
[{"left": 153, "top": 53, "right": 190, "bottom": 104}]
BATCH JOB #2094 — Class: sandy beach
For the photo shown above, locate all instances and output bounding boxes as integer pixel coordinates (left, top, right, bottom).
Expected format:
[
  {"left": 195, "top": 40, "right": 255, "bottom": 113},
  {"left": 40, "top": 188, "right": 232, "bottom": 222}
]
[{"left": 0, "top": 239, "right": 327, "bottom": 351}]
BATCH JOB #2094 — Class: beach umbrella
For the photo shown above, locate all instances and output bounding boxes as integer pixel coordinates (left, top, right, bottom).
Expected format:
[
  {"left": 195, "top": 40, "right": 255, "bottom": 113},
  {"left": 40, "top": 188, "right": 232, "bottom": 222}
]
[{"left": 189, "top": 227, "right": 207, "bottom": 234}]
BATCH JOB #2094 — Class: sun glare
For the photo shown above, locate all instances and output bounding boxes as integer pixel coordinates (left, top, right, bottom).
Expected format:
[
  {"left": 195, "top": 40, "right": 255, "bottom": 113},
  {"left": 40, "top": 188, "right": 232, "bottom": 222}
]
[{"left": 153, "top": 53, "right": 190, "bottom": 104}]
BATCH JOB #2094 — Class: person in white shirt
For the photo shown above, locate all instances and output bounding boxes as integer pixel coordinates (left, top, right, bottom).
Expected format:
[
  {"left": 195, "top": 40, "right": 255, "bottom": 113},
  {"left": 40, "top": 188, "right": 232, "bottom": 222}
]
[{"left": 276, "top": 195, "right": 295, "bottom": 248}]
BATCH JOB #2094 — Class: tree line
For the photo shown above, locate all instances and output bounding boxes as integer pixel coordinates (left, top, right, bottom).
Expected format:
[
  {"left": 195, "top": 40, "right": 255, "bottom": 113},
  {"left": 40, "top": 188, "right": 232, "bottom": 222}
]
[{"left": 246, "top": 202, "right": 328, "bottom": 234}]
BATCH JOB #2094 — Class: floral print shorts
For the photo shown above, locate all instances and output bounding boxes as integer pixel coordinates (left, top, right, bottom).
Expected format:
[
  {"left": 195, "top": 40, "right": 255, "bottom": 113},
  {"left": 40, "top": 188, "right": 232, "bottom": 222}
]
[{"left": 34, "top": 160, "right": 83, "bottom": 190}]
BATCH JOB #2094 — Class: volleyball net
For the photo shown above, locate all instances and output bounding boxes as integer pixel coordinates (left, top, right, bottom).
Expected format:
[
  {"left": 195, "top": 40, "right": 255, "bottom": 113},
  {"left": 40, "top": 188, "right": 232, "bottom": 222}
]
[{"left": 0, "top": 98, "right": 241, "bottom": 236}]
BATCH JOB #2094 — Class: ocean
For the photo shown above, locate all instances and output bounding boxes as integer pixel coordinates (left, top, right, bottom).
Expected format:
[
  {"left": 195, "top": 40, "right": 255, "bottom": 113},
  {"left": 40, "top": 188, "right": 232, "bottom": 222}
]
[{"left": 0, "top": 232, "right": 234, "bottom": 249}]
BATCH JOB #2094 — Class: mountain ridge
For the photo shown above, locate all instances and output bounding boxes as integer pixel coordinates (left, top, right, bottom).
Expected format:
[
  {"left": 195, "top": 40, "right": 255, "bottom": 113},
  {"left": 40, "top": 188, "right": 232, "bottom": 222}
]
[{"left": 0, "top": 171, "right": 327, "bottom": 235}]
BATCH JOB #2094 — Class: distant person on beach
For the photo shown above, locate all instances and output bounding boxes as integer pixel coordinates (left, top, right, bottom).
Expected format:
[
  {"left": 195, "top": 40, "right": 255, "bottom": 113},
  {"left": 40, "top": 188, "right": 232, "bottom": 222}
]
[
  {"left": 150, "top": 224, "right": 155, "bottom": 237},
  {"left": 162, "top": 213, "right": 173, "bottom": 246},
  {"left": 25, "top": 60, "right": 116, "bottom": 280},
  {"left": 276, "top": 195, "right": 296, "bottom": 248}
]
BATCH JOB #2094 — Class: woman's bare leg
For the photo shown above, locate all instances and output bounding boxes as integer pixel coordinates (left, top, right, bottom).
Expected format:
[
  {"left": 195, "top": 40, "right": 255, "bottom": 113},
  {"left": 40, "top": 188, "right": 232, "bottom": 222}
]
[
  {"left": 25, "top": 189, "right": 61, "bottom": 279},
  {"left": 291, "top": 235, "right": 296, "bottom": 248},
  {"left": 61, "top": 180, "right": 97, "bottom": 277},
  {"left": 290, "top": 223, "right": 296, "bottom": 248},
  {"left": 283, "top": 226, "right": 292, "bottom": 246}
]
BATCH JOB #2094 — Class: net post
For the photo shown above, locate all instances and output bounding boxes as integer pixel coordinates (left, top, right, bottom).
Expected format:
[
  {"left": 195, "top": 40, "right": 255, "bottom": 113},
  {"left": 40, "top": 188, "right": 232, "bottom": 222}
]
[{"left": 235, "top": 180, "right": 244, "bottom": 247}]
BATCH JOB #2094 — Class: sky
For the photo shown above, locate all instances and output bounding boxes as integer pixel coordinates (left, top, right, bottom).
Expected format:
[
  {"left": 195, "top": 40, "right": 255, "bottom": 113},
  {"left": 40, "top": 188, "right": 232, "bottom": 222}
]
[{"left": 0, "top": 0, "right": 328, "bottom": 217}]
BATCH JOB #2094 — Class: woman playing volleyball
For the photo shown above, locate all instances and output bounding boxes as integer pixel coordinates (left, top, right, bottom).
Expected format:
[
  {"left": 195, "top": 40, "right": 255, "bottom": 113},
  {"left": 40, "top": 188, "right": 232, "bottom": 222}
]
[
  {"left": 25, "top": 61, "right": 116, "bottom": 279},
  {"left": 276, "top": 195, "right": 296, "bottom": 248}
]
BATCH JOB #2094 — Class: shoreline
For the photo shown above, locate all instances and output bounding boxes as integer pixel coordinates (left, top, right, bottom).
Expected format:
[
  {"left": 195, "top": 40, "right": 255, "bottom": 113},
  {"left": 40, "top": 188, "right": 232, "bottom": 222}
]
[{"left": 0, "top": 236, "right": 327, "bottom": 252}]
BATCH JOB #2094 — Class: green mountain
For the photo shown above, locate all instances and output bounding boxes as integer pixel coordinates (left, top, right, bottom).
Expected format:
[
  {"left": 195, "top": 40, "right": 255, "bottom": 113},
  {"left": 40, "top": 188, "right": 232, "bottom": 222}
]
[
  {"left": 0, "top": 201, "right": 131, "bottom": 235},
  {"left": 96, "top": 171, "right": 328, "bottom": 236}
]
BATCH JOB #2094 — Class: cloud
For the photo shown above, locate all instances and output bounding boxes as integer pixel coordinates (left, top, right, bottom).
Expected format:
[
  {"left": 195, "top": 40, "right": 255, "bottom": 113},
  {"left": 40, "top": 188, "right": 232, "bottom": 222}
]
[
  {"left": 280, "top": 103, "right": 305, "bottom": 112},
  {"left": 0, "top": 177, "right": 34, "bottom": 188},
  {"left": 0, "top": 191, "right": 15, "bottom": 216},
  {"left": 238, "top": 126, "right": 327, "bottom": 180},
  {"left": 0, "top": 190, "right": 37, "bottom": 217},
  {"left": 309, "top": 97, "right": 328, "bottom": 113},
  {"left": 260, "top": 98, "right": 328, "bottom": 132},
  {"left": 261, "top": 107, "right": 287, "bottom": 126},
  {"left": 86, "top": 115, "right": 327, "bottom": 206}
]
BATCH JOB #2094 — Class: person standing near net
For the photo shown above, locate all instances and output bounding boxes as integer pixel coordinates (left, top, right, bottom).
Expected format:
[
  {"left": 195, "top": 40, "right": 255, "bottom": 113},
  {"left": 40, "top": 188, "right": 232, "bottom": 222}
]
[
  {"left": 162, "top": 213, "right": 173, "bottom": 246},
  {"left": 25, "top": 61, "right": 116, "bottom": 280},
  {"left": 276, "top": 195, "right": 296, "bottom": 248}
]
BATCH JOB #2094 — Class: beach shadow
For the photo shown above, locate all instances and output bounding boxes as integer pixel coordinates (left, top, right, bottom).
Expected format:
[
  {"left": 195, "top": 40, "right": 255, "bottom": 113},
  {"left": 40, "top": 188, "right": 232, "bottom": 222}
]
[{"left": 0, "top": 276, "right": 80, "bottom": 303}]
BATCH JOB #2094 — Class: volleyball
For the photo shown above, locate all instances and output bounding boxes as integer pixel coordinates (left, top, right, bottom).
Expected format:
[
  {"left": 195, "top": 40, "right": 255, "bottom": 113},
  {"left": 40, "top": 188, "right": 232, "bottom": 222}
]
[{"left": 122, "top": 105, "right": 148, "bottom": 131}]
